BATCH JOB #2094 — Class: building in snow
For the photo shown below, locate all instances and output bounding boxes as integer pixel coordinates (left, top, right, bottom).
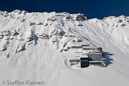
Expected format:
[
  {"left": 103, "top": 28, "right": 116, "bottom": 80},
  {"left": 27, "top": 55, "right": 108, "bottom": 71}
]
[{"left": 67, "top": 46, "right": 106, "bottom": 68}]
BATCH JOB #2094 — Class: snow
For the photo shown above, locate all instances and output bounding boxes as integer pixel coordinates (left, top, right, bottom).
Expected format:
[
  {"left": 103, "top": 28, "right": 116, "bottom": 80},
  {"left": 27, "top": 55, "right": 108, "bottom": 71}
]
[{"left": 0, "top": 10, "right": 129, "bottom": 86}]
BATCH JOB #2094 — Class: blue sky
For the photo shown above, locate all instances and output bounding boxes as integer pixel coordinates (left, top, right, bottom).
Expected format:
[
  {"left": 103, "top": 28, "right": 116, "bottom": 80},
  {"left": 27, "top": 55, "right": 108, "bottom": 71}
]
[{"left": 0, "top": 0, "right": 129, "bottom": 19}]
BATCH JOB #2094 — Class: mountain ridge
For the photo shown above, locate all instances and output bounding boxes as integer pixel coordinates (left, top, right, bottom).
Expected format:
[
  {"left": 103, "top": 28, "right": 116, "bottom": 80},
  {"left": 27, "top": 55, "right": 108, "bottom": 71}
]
[{"left": 0, "top": 10, "right": 129, "bottom": 86}]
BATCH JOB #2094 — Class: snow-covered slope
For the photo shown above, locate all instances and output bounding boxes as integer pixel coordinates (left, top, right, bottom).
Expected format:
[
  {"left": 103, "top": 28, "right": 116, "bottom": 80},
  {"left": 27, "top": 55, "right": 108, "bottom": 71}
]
[{"left": 0, "top": 10, "right": 129, "bottom": 86}]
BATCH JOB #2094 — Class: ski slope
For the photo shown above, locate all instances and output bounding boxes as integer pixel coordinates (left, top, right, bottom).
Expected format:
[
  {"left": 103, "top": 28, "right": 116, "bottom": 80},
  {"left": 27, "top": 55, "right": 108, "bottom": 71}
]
[{"left": 0, "top": 10, "right": 129, "bottom": 86}]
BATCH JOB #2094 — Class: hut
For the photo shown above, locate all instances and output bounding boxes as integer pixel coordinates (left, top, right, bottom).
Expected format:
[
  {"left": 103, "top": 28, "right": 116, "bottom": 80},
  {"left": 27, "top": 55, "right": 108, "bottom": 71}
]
[
  {"left": 80, "top": 58, "right": 89, "bottom": 68},
  {"left": 69, "top": 59, "right": 80, "bottom": 66}
]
